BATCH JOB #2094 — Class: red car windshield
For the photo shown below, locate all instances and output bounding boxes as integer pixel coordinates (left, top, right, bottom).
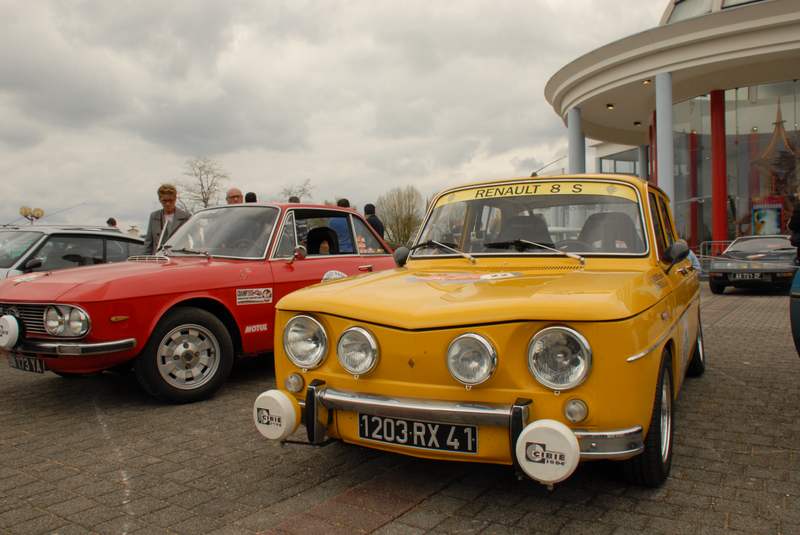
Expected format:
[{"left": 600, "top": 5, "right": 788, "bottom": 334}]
[{"left": 165, "top": 206, "right": 279, "bottom": 258}]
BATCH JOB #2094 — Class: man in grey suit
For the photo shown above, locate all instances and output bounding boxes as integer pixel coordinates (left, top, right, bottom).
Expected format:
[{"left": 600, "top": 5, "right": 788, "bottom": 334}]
[{"left": 143, "top": 183, "right": 191, "bottom": 254}]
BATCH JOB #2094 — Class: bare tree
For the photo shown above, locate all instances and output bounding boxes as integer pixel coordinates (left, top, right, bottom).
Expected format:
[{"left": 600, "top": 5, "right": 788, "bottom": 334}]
[
  {"left": 376, "top": 185, "right": 424, "bottom": 247},
  {"left": 280, "top": 179, "right": 314, "bottom": 202},
  {"left": 180, "top": 157, "right": 230, "bottom": 211}
]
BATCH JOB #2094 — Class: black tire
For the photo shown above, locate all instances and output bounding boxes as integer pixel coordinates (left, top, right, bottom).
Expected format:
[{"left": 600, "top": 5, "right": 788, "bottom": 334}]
[
  {"left": 135, "top": 307, "right": 234, "bottom": 403},
  {"left": 685, "top": 320, "right": 706, "bottom": 377},
  {"left": 624, "top": 351, "right": 674, "bottom": 487},
  {"left": 709, "top": 280, "right": 726, "bottom": 294}
]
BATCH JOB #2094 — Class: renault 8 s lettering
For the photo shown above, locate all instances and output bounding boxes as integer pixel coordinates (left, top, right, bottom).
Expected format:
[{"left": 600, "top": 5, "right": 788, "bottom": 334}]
[{"left": 254, "top": 175, "right": 704, "bottom": 487}]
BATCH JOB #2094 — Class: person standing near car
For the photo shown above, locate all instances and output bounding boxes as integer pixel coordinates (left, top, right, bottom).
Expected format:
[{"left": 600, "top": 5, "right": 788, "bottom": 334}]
[
  {"left": 330, "top": 198, "right": 354, "bottom": 253},
  {"left": 364, "top": 203, "right": 385, "bottom": 239},
  {"left": 226, "top": 188, "right": 244, "bottom": 204},
  {"left": 144, "top": 183, "right": 190, "bottom": 254}
]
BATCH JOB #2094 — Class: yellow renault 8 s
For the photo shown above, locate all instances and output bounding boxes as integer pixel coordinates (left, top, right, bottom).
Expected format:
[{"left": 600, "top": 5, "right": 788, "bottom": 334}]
[{"left": 253, "top": 175, "right": 704, "bottom": 487}]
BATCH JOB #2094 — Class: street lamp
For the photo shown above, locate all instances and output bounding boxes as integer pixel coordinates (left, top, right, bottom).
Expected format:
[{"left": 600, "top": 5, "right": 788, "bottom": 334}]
[{"left": 19, "top": 206, "right": 45, "bottom": 225}]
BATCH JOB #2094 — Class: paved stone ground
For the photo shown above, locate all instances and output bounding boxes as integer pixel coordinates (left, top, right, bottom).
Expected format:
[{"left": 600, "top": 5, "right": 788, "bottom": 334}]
[{"left": 0, "top": 285, "right": 798, "bottom": 535}]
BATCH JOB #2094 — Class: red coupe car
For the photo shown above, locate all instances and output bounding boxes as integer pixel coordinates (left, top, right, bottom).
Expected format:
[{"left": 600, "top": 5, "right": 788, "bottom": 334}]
[{"left": 0, "top": 203, "right": 394, "bottom": 402}]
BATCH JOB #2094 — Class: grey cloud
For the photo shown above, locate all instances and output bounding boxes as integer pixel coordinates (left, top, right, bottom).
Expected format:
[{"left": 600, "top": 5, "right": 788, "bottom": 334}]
[
  {"left": 512, "top": 156, "right": 544, "bottom": 175},
  {"left": 0, "top": 10, "right": 127, "bottom": 128},
  {"left": 125, "top": 81, "right": 309, "bottom": 155}
]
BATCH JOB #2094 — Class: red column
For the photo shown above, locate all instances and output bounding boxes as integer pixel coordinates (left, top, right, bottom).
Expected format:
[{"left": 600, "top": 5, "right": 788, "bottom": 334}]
[
  {"left": 689, "top": 131, "right": 698, "bottom": 249},
  {"left": 710, "top": 90, "right": 727, "bottom": 251}
]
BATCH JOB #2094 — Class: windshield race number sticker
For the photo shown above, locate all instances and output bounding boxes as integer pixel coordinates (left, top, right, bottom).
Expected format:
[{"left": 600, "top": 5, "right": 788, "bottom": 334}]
[
  {"left": 437, "top": 181, "right": 638, "bottom": 207},
  {"left": 236, "top": 288, "right": 273, "bottom": 305}
]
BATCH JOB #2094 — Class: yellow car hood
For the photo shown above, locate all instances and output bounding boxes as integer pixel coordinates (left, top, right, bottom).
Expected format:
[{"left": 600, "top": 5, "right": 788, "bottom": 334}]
[{"left": 277, "top": 261, "right": 667, "bottom": 329}]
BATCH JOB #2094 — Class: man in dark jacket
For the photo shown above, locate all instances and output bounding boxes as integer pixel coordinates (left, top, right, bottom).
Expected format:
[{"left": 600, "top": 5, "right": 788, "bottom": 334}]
[
  {"left": 364, "top": 203, "right": 385, "bottom": 239},
  {"left": 143, "top": 183, "right": 191, "bottom": 254}
]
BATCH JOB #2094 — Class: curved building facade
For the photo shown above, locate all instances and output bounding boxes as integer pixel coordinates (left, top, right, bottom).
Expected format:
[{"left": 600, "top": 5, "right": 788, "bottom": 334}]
[{"left": 545, "top": 0, "right": 800, "bottom": 250}]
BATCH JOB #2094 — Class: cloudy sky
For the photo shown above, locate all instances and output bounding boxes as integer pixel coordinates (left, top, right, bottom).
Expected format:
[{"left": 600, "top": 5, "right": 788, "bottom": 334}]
[{"left": 1, "top": 0, "right": 664, "bottom": 232}]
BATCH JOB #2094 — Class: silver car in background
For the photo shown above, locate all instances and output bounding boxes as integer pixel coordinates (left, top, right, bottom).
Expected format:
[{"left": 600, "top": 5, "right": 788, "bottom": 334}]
[
  {"left": 707, "top": 235, "right": 797, "bottom": 294},
  {"left": 0, "top": 226, "right": 144, "bottom": 279}
]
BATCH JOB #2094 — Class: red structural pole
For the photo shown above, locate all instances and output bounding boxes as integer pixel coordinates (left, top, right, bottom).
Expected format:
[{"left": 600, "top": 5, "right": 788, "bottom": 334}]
[
  {"left": 689, "top": 131, "right": 698, "bottom": 249},
  {"left": 710, "top": 90, "right": 727, "bottom": 251}
]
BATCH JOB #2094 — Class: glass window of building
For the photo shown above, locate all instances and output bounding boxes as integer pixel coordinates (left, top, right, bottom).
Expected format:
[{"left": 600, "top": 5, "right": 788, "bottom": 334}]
[
  {"left": 671, "top": 80, "right": 799, "bottom": 251},
  {"left": 667, "top": 0, "right": 713, "bottom": 23},
  {"left": 722, "top": 0, "right": 767, "bottom": 8}
]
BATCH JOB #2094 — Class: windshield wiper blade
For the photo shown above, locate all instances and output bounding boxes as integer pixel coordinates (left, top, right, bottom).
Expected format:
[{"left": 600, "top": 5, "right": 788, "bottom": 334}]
[
  {"left": 409, "top": 240, "right": 475, "bottom": 264},
  {"left": 484, "top": 239, "right": 584, "bottom": 265},
  {"left": 169, "top": 247, "right": 210, "bottom": 257}
]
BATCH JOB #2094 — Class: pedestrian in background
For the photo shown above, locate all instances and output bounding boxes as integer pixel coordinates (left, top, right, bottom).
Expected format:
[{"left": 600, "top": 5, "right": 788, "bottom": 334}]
[
  {"left": 364, "top": 203, "right": 385, "bottom": 239},
  {"left": 226, "top": 188, "right": 244, "bottom": 204},
  {"left": 106, "top": 217, "right": 117, "bottom": 228},
  {"left": 330, "top": 198, "right": 353, "bottom": 252},
  {"left": 245, "top": 192, "right": 257, "bottom": 203},
  {"left": 288, "top": 196, "right": 300, "bottom": 203},
  {"left": 143, "top": 183, "right": 190, "bottom": 254}
]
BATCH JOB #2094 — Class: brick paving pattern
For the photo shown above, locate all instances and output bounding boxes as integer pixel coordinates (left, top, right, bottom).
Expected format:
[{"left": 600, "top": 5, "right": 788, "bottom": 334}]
[{"left": 0, "top": 285, "right": 798, "bottom": 534}]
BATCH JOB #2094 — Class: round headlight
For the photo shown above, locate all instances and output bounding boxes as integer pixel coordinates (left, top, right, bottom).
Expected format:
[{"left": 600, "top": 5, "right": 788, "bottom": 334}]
[
  {"left": 446, "top": 333, "right": 497, "bottom": 386},
  {"left": 528, "top": 326, "right": 591, "bottom": 390},
  {"left": 337, "top": 327, "right": 378, "bottom": 376},
  {"left": 44, "top": 306, "right": 65, "bottom": 336},
  {"left": 67, "top": 308, "right": 89, "bottom": 336},
  {"left": 283, "top": 315, "right": 327, "bottom": 369}
]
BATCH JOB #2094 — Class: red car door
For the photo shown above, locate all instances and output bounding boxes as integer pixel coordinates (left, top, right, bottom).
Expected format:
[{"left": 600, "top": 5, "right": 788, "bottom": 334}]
[{"left": 269, "top": 207, "right": 393, "bottom": 305}]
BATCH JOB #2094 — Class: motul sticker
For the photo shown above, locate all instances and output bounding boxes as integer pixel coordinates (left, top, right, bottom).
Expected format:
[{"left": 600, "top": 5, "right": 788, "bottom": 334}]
[
  {"left": 236, "top": 288, "right": 273, "bottom": 305},
  {"left": 245, "top": 323, "right": 268, "bottom": 334}
]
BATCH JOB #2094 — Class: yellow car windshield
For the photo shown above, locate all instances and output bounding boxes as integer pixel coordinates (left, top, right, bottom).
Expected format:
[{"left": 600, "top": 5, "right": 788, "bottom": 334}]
[{"left": 416, "top": 180, "right": 647, "bottom": 257}]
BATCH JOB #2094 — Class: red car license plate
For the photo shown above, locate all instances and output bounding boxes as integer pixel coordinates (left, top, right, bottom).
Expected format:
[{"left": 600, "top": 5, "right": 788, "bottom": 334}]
[
  {"left": 358, "top": 413, "right": 477, "bottom": 453},
  {"left": 7, "top": 355, "right": 47, "bottom": 374}
]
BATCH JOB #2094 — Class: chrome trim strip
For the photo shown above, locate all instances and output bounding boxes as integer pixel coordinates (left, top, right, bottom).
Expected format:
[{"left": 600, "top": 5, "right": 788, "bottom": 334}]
[
  {"left": 308, "top": 386, "right": 644, "bottom": 459},
  {"left": 12, "top": 338, "right": 136, "bottom": 357},
  {"left": 575, "top": 426, "right": 644, "bottom": 460},
  {"left": 626, "top": 293, "right": 699, "bottom": 363},
  {"left": 317, "top": 387, "right": 513, "bottom": 426}
]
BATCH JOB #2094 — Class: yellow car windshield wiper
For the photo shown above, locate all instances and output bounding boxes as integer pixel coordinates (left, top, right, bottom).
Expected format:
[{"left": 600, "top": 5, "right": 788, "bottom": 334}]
[
  {"left": 410, "top": 240, "right": 476, "bottom": 264},
  {"left": 484, "top": 239, "right": 584, "bottom": 265}
]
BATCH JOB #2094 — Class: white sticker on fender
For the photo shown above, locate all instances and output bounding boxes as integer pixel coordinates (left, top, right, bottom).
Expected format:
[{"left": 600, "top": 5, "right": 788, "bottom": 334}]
[
  {"left": 236, "top": 288, "right": 273, "bottom": 305},
  {"left": 322, "top": 270, "right": 347, "bottom": 281},
  {"left": 244, "top": 323, "right": 268, "bottom": 334}
]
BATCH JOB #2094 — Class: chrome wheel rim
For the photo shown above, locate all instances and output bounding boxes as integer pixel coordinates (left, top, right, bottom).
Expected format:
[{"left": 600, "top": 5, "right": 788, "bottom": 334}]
[
  {"left": 156, "top": 323, "right": 220, "bottom": 390},
  {"left": 660, "top": 371, "right": 672, "bottom": 463}
]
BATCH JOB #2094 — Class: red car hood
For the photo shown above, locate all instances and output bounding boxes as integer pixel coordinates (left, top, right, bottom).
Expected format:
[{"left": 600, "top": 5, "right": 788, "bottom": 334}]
[{"left": 0, "top": 257, "right": 266, "bottom": 303}]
